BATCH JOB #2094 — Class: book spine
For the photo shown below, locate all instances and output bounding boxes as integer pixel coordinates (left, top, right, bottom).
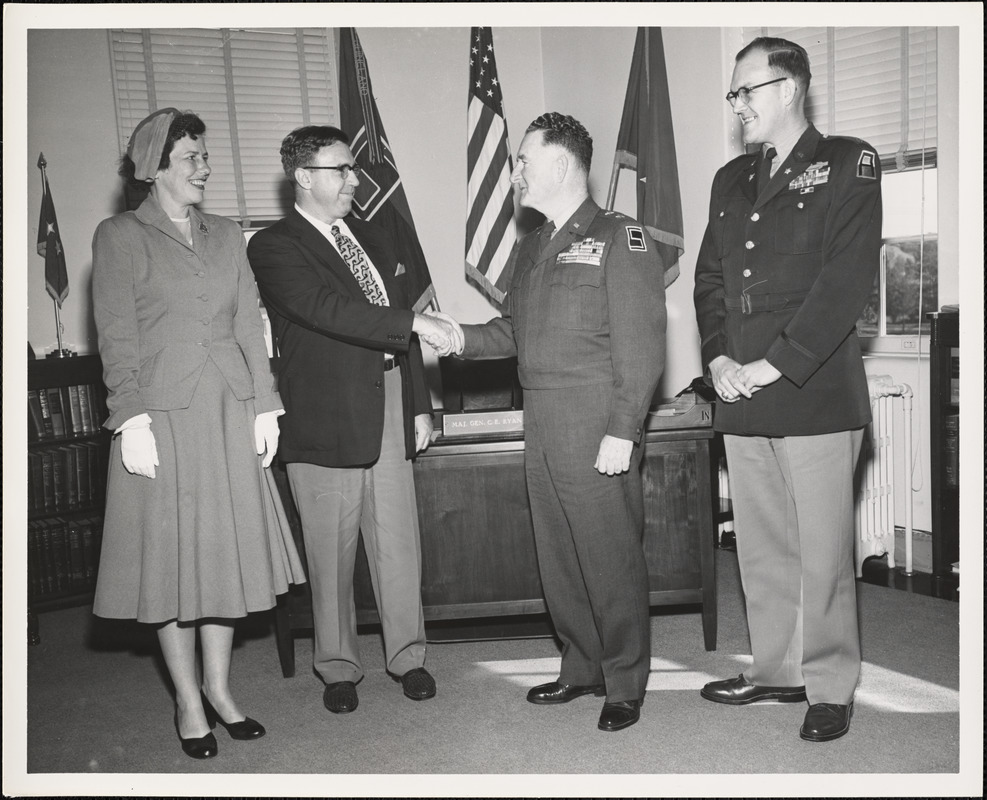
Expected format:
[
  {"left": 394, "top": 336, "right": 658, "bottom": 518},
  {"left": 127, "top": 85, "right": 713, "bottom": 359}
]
[
  {"left": 28, "top": 522, "right": 42, "bottom": 599},
  {"left": 38, "top": 519, "right": 55, "bottom": 595},
  {"left": 46, "top": 387, "right": 66, "bottom": 438},
  {"left": 949, "top": 349, "right": 959, "bottom": 405},
  {"left": 41, "top": 450, "right": 56, "bottom": 512},
  {"left": 78, "top": 384, "right": 94, "bottom": 434},
  {"left": 50, "top": 518, "right": 69, "bottom": 592},
  {"left": 51, "top": 447, "right": 66, "bottom": 511},
  {"left": 38, "top": 388, "right": 55, "bottom": 439},
  {"left": 28, "top": 389, "right": 46, "bottom": 441},
  {"left": 68, "top": 385, "right": 85, "bottom": 435},
  {"left": 60, "top": 447, "right": 79, "bottom": 509},
  {"left": 67, "top": 520, "right": 87, "bottom": 589},
  {"left": 71, "top": 444, "right": 90, "bottom": 507}
]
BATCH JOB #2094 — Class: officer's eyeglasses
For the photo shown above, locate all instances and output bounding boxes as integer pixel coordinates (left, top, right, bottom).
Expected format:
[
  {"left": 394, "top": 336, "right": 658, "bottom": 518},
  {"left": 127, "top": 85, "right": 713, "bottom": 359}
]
[
  {"left": 303, "top": 163, "right": 363, "bottom": 179},
  {"left": 725, "top": 76, "right": 787, "bottom": 107}
]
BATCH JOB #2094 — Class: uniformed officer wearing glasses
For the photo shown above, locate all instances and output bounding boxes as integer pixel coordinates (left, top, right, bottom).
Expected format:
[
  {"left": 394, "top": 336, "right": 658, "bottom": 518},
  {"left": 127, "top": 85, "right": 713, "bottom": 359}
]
[{"left": 694, "top": 38, "right": 882, "bottom": 742}]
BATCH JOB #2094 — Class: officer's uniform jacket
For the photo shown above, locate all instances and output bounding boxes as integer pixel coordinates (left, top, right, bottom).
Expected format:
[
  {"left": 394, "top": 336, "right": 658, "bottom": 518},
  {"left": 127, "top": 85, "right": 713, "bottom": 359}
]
[
  {"left": 462, "top": 197, "right": 667, "bottom": 443},
  {"left": 92, "top": 195, "right": 281, "bottom": 431},
  {"left": 694, "top": 124, "right": 882, "bottom": 437}
]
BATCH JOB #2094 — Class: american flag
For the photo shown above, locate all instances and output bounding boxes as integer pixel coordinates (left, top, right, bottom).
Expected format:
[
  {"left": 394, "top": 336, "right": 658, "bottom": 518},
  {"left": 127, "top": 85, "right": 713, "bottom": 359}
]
[{"left": 465, "top": 27, "right": 517, "bottom": 307}]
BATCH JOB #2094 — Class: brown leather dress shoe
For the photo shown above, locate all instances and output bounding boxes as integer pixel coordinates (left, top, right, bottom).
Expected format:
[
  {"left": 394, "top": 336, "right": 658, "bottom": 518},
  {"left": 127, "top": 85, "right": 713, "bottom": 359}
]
[
  {"left": 323, "top": 681, "right": 359, "bottom": 713},
  {"left": 526, "top": 681, "right": 607, "bottom": 705},
  {"left": 400, "top": 667, "right": 436, "bottom": 701},
  {"left": 598, "top": 699, "right": 643, "bottom": 732},
  {"left": 800, "top": 702, "right": 853, "bottom": 742},
  {"left": 701, "top": 674, "right": 807, "bottom": 705}
]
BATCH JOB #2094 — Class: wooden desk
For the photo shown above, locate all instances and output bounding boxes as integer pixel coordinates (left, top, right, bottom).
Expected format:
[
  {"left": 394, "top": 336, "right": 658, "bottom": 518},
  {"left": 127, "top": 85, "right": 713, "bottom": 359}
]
[{"left": 273, "top": 426, "right": 716, "bottom": 678}]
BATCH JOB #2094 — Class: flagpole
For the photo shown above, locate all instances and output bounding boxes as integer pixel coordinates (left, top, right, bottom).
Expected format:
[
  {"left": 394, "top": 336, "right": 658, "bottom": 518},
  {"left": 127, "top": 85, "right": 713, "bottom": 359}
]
[{"left": 37, "top": 152, "right": 72, "bottom": 359}]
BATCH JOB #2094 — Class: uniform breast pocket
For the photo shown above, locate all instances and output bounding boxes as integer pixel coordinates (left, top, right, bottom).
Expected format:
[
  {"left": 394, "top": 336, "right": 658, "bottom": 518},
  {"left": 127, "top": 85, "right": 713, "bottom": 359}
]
[
  {"left": 549, "top": 264, "right": 604, "bottom": 331},
  {"left": 775, "top": 194, "right": 826, "bottom": 254}
]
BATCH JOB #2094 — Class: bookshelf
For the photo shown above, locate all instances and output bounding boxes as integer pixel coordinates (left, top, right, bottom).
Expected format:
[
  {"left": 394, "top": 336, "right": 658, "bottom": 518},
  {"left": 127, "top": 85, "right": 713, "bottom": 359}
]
[
  {"left": 927, "top": 309, "right": 959, "bottom": 599},
  {"left": 27, "top": 354, "right": 110, "bottom": 643}
]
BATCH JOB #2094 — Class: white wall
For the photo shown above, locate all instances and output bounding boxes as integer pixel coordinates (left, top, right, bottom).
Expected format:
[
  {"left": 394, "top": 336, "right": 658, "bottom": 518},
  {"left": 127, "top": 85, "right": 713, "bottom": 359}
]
[{"left": 27, "top": 29, "right": 120, "bottom": 357}]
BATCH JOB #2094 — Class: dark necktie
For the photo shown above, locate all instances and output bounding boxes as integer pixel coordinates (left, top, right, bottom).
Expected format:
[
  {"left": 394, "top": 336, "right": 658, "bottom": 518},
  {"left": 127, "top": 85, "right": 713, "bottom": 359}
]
[
  {"left": 757, "top": 147, "right": 777, "bottom": 195},
  {"left": 539, "top": 221, "right": 556, "bottom": 255},
  {"left": 330, "top": 225, "right": 387, "bottom": 306}
]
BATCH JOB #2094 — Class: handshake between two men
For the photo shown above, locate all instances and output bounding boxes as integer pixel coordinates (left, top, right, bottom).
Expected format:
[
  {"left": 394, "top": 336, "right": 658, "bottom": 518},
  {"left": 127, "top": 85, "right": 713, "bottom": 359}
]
[{"left": 411, "top": 311, "right": 465, "bottom": 358}]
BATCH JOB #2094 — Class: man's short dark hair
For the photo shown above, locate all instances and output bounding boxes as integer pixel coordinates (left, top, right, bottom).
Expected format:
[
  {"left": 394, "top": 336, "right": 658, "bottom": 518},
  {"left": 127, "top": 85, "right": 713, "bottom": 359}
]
[
  {"left": 280, "top": 125, "right": 351, "bottom": 179},
  {"left": 526, "top": 112, "right": 593, "bottom": 174},
  {"left": 737, "top": 36, "right": 812, "bottom": 95}
]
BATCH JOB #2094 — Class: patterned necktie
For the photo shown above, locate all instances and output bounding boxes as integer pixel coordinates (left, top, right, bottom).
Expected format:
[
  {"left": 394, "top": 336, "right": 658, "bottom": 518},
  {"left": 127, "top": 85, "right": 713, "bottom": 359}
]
[
  {"left": 757, "top": 146, "right": 777, "bottom": 196},
  {"left": 331, "top": 225, "right": 388, "bottom": 306}
]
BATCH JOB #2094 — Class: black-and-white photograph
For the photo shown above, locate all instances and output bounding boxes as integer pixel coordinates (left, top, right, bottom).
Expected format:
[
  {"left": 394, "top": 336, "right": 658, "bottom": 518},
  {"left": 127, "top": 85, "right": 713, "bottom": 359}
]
[{"left": 3, "top": 4, "right": 982, "bottom": 797}]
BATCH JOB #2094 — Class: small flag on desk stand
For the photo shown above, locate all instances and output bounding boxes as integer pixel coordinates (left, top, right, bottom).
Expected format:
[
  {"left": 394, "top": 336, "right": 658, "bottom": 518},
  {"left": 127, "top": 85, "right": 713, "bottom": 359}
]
[
  {"left": 37, "top": 155, "right": 69, "bottom": 306},
  {"left": 612, "top": 27, "right": 684, "bottom": 287},
  {"left": 465, "top": 27, "right": 518, "bottom": 308},
  {"left": 338, "top": 28, "right": 437, "bottom": 314}
]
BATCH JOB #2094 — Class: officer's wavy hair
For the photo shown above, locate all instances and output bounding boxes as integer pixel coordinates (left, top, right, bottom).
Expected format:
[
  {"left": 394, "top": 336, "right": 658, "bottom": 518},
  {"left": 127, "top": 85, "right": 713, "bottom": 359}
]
[
  {"left": 526, "top": 112, "right": 593, "bottom": 175},
  {"left": 280, "top": 125, "right": 351, "bottom": 181},
  {"left": 737, "top": 37, "right": 812, "bottom": 96}
]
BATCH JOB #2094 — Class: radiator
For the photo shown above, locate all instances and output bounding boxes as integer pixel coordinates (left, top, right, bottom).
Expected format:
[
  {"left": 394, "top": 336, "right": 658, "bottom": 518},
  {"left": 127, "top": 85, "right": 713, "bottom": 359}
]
[{"left": 854, "top": 375, "right": 915, "bottom": 576}]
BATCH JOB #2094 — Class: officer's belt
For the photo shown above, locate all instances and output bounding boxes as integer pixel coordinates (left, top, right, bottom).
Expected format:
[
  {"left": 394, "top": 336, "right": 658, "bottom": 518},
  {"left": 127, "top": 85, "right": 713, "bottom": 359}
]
[{"left": 724, "top": 290, "right": 809, "bottom": 315}]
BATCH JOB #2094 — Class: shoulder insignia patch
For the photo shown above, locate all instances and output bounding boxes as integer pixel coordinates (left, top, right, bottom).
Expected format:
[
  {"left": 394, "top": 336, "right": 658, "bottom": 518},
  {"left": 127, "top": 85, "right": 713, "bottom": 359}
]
[
  {"left": 626, "top": 226, "right": 647, "bottom": 252},
  {"left": 857, "top": 150, "right": 878, "bottom": 180}
]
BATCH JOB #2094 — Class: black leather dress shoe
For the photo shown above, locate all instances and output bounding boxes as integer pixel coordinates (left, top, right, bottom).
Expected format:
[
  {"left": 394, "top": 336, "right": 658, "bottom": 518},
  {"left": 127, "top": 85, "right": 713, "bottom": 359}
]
[
  {"left": 598, "top": 699, "right": 643, "bottom": 732},
  {"left": 526, "top": 681, "right": 607, "bottom": 705},
  {"left": 400, "top": 667, "right": 437, "bottom": 701},
  {"left": 700, "top": 674, "right": 807, "bottom": 705},
  {"left": 180, "top": 731, "right": 218, "bottom": 759},
  {"left": 800, "top": 702, "right": 853, "bottom": 742},
  {"left": 323, "top": 681, "right": 359, "bottom": 713}
]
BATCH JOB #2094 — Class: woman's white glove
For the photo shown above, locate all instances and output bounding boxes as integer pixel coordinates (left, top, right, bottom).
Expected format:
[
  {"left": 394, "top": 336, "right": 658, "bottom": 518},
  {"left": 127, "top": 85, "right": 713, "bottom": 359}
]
[
  {"left": 121, "top": 425, "right": 159, "bottom": 479},
  {"left": 254, "top": 410, "right": 281, "bottom": 468}
]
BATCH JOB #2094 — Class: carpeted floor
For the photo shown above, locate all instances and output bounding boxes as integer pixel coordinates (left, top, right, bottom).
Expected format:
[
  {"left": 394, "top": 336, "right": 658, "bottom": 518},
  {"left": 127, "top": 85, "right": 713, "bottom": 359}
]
[{"left": 20, "top": 549, "right": 964, "bottom": 795}]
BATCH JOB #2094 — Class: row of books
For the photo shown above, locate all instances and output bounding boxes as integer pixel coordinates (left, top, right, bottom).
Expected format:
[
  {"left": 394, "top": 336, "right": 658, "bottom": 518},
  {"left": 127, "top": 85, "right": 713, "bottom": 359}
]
[
  {"left": 28, "top": 516, "right": 103, "bottom": 599},
  {"left": 28, "top": 383, "right": 107, "bottom": 441},
  {"left": 28, "top": 442, "right": 108, "bottom": 514}
]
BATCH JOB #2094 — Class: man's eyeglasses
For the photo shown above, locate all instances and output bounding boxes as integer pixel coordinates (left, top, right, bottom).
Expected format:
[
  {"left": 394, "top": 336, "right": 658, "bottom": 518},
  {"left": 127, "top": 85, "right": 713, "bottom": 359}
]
[
  {"left": 725, "top": 76, "right": 787, "bottom": 107},
  {"left": 303, "top": 163, "right": 363, "bottom": 179}
]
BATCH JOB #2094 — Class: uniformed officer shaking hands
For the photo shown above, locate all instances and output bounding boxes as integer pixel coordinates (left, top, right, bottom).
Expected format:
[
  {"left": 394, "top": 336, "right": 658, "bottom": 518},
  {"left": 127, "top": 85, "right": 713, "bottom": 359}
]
[
  {"left": 432, "top": 112, "right": 667, "bottom": 732},
  {"left": 694, "top": 37, "right": 882, "bottom": 742}
]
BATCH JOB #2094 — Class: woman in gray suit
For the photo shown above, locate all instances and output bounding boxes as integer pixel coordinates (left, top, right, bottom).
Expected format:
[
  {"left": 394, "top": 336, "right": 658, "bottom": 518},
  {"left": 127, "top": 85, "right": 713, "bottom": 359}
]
[{"left": 91, "top": 109, "right": 305, "bottom": 759}]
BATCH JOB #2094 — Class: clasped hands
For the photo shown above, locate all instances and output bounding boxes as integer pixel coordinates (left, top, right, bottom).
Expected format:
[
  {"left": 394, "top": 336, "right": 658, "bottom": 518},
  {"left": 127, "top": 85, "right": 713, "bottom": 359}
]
[
  {"left": 413, "top": 311, "right": 464, "bottom": 357},
  {"left": 709, "top": 355, "right": 782, "bottom": 403}
]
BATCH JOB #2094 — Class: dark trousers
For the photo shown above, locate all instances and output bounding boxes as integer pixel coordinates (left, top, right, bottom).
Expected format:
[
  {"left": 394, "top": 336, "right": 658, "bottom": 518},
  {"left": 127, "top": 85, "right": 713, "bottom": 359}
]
[{"left": 523, "top": 383, "right": 651, "bottom": 703}]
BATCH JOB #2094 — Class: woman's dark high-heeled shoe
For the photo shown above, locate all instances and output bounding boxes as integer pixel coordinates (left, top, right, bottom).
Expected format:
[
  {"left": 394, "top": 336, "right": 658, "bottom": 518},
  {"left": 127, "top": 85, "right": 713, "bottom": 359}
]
[
  {"left": 175, "top": 712, "right": 218, "bottom": 759},
  {"left": 201, "top": 693, "right": 266, "bottom": 740}
]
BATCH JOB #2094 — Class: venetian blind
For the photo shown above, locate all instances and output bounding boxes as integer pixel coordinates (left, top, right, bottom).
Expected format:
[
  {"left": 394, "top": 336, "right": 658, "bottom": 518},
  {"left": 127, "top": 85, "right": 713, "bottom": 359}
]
[
  {"left": 109, "top": 28, "right": 338, "bottom": 225},
  {"left": 740, "top": 27, "right": 937, "bottom": 171}
]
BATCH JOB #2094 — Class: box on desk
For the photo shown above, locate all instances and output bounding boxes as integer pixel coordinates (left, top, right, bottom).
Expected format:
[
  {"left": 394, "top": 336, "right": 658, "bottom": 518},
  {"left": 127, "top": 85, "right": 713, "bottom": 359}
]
[{"left": 646, "top": 393, "right": 713, "bottom": 429}]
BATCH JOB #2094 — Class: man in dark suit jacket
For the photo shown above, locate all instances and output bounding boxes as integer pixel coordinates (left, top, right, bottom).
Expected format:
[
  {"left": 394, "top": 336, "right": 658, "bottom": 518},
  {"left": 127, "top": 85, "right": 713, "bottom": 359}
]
[
  {"left": 694, "top": 37, "right": 882, "bottom": 743},
  {"left": 247, "top": 126, "right": 458, "bottom": 714},
  {"left": 436, "top": 113, "right": 667, "bottom": 732}
]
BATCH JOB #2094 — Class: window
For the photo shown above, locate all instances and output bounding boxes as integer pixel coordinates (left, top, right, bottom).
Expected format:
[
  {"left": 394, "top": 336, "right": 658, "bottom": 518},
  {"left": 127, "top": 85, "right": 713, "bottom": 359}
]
[
  {"left": 739, "top": 27, "right": 939, "bottom": 339},
  {"left": 109, "top": 28, "right": 338, "bottom": 227},
  {"left": 741, "top": 26, "right": 937, "bottom": 171}
]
